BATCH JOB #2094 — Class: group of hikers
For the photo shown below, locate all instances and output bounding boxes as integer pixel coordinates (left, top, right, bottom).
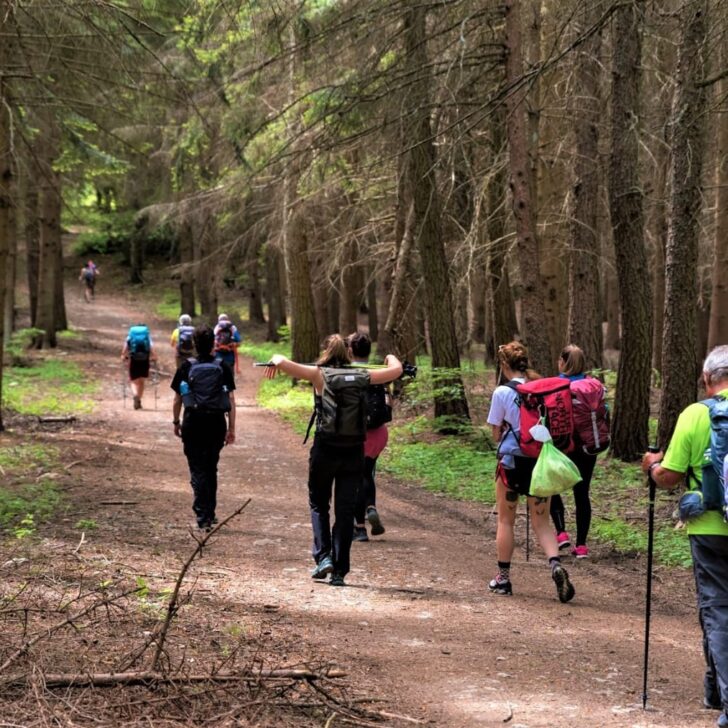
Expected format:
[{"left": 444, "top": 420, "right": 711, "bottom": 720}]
[{"left": 118, "top": 311, "right": 728, "bottom": 725}]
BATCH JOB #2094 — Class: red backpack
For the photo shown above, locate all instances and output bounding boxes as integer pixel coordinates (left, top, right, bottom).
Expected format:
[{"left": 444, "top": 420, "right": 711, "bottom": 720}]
[
  {"left": 569, "top": 378, "right": 610, "bottom": 455},
  {"left": 507, "top": 377, "right": 575, "bottom": 458}
]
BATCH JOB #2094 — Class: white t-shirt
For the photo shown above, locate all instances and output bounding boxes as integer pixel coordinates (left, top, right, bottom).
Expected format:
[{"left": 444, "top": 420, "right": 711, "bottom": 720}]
[{"left": 487, "top": 378, "right": 525, "bottom": 468}]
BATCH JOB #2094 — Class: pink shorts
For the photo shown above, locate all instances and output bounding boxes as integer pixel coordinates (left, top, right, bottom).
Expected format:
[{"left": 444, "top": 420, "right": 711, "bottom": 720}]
[{"left": 364, "top": 425, "right": 389, "bottom": 459}]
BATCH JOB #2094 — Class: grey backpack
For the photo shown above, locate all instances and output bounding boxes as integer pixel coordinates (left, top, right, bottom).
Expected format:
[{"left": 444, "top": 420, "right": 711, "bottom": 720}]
[{"left": 304, "top": 367, "right": 370, "bottom": 445}]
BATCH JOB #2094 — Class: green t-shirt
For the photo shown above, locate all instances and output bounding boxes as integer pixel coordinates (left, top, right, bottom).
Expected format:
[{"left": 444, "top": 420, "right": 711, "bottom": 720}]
[{"left": 662, "top": 389, "right": 728, "bottom": 536}]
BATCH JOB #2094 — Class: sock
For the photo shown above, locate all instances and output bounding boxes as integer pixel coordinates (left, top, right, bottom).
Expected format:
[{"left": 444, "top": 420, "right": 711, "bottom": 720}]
[
  {"left": 549, "top": 557, "right": 561, "bottom": 572},
  {"left": 497, "top": 561, "right": 511, "bottom": 582}
]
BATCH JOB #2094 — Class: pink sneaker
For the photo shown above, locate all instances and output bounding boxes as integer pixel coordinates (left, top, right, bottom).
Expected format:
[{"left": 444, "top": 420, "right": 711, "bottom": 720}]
[
  {"left": 572, "top": 545, "right": 589, "bottom": 559},
  {"left": 556, "top": 531, "right": 571, "bottom": 551}
]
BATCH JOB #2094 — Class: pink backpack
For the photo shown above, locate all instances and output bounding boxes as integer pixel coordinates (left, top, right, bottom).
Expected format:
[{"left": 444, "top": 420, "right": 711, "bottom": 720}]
[{"left": 570, "top": 378, "right": 610, "bottom": 455}]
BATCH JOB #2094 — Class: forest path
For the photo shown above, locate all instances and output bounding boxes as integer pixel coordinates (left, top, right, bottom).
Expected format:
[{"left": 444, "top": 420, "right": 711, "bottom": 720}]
[{"left": 56, "top": 285, "right": 714, "bottom": 728}]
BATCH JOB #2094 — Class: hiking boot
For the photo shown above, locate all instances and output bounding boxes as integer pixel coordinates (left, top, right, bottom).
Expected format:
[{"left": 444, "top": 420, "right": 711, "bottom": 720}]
[
  {"left": 572, "top": 545, "right": 589, "bottom": 559},
  {"left": 704, "top": 696, "right": 722, "bottom": 711},
  {"left": 329, "top": 572, "right": 345, "bottom": 587},
  {"left": 353, "top": 526, "right": 369, "bottom": 542},
  {"left": 556, "top": 531, "right": 571, "bottom": 551},
  {"left": 366, "top": 506, "right": 385, "bottom": 536},
  {"left": 133, "top": 396, "right": 142, "bottom": 410},
  {"left": 488, "top": 575, "right": 513, "bottom": 596},
  {"left": 552, "top": 565, "right": 575, "bottom": 603},
  {"left": 311, "top": 554, "right": 334, "bottom": 580},
  {"left": 718, "top": 713, "right": 728, "bottom": 728}
]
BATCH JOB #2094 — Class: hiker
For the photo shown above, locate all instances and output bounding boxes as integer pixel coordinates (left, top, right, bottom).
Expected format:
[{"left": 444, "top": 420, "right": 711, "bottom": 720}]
[
  {"left": 120, "top": 323, "right": 157, "bottom": 410},
  {"left": 170, "top": 314, "right": 196, "bottom": 369},
  {"left": 487, "top": 341, "right": 575, "bottom": 603},
  {"left": 171, "top": 324, "right": 236, "bottom": 531},
  {"left": 213, "top": 313, "right": 241, "bottom": 374},
  {"left": 264, "top": 335, "right": 402, "bottom": 586},
  {"left": 642, "top": 345, "right": 728, "bottom": 727},
  {"left": 348, "top": 332, "right": 390, "bottom": 542},
  {"left": 79, "top": 260, "right": 99, "bottom": 303},
  {"left": 550, "top": 344, "right": 606, "bottom": 558}
]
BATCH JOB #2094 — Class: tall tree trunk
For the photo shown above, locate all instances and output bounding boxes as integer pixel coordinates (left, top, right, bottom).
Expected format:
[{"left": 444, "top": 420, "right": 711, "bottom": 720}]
[
  {"left": 0, "top": 28, "right": 11, "bottom": 429},
  {"left": 197, "top": 220, "right": 218, "bottom": 320},
  {"left": 178, "top": 221, "right": 196, "bottom": 317},
  {"left": 129, "top": 213, "right": 145, "bottom": 285},
  {"left": 25, "top": 182, "right": 40, "bottom": 326},
  {"left": 338, "top": 241, "right": 359, "bottom": 335},
  {"left": 247, "top": 243, "right": 265, "bottom": 325},
  {"left": 503, "top": 0, "right": 551, "bottom": 375},
  {"left": 608, "top": 0, "right": 652, "bottom": 460},
  {"left": 404, "top": 2, "right": 469, "bottom": 424},
  {"left": 658, "top": 0, "right": 708, "bottom": 446},
  {"left": 4, "top": 167, "right": 16, "bottom": 337},
  {"left": 35, "top": 108, "right": 62, "bottom": 349},
  {"left": 367, "top": 272, "right": 379, "bottom": 342},
  {"left": 54, "top": 230, "right": 67, "bottom": 331},
  {"left": 708, "top": 37, "right": 728, "bottom": 351},
  {"left": 567, "top": 0, "right": 603, "bottom": 370},
  {"left": 265, "top": 243, "right": 285, "bottom": 342},
  {"left": 649, "top": 134, "right": 669, "bottom": 375}
]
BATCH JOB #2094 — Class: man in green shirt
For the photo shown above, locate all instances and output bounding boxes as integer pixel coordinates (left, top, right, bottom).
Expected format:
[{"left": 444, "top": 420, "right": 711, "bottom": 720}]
[{"left": 642, "top": 345, "right": 728, "bottom": 727}]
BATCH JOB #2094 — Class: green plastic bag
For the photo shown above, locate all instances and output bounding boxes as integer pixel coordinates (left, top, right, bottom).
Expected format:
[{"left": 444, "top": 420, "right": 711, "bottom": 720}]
[{"left": 530, "top": 439, "right": 581, "bottom": 497}]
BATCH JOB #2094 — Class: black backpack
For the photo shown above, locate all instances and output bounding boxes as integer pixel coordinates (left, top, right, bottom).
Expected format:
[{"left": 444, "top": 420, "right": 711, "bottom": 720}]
[
  {"left": 366, "top": 384, "right": 392, "bottom": 429},
  {"left": 177, "top": 325, "right": 195, "bottom": 356},
  {"left": 186, "top": 360, "right": 231, "bottom": 413},
  {"left": 304, "top": 367, "right": 370, "bottom": 446}
]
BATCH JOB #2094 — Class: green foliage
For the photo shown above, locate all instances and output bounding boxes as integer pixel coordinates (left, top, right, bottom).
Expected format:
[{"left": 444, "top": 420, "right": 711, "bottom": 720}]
[
  {"left": 3, "top": 359, "right": 98, "bottom": 416},
  {"left": 156, "top": 291, "right": 183, "bottom": 320},
  {"left": 0, "top": 483, "right": 61, "bottom": 534},
  {"left": 5, "top": 328, "right": 44, "bottom": 359},
  {"left": 0, "top": 444, "right": 58, "bottom": 473},
  {"left": 75, "top": 518, "right": 98, "bottom": 531}
]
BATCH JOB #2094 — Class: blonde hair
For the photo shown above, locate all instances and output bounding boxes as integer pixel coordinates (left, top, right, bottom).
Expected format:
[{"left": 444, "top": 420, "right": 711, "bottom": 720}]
[
  {"left": 316, "top": 334, "right": 352, "bottom": 367},
  {"left": 497, "top": 341, "right": 540, "bottom": 381},
  {"left": 560, "top": 344, "right": 586, "bottom": 377}
]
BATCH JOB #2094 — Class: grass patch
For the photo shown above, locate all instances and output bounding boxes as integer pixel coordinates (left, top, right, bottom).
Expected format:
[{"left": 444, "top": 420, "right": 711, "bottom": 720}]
[
  {"left": 0, "top": 443, "right": 62, "bottom": 535},
  {"left": 3, "top": 359, "right": 98, "bottom": 416}
]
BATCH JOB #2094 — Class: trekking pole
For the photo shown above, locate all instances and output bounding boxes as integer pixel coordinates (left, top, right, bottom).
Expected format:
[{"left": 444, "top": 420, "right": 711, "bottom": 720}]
[
  {"left": 642, "top": 444, "right": 660, "bottom": 710},
  {"left": 121, "top": 362, "right": 127, "bottom": 409},
  {"left": 525, "top": 503, "right": 530, "bottom": 562},
  {"left": 153, "top": 363, "right": 159, "bottom": 411}
]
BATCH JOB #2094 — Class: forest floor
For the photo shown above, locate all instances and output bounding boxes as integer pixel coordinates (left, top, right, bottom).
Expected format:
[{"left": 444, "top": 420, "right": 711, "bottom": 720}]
[{"left": 0, "top": 277, "right": 722, "bottom": 728}]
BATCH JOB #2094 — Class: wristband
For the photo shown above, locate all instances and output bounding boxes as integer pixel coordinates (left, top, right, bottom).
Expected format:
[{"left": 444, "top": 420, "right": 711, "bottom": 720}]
[
  {"left": 173, "top": 419, "right": 180, "bottom": 425},
  {"left": 648, "top": 461, "right": 661, "bottom": 478}
]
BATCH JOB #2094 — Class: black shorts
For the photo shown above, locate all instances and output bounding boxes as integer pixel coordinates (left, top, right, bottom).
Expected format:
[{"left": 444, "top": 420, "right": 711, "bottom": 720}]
[
  {"left": 129, "top": 358, "right": 150, "bottom": 380},
  {"left": 497, "top": 456, "right": 537, "bottom": 497}
]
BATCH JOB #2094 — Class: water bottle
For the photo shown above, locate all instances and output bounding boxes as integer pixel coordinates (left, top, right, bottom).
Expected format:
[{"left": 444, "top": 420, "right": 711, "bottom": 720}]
[{"left": 180, "top": 380, "right": 194, "bottom": 408}]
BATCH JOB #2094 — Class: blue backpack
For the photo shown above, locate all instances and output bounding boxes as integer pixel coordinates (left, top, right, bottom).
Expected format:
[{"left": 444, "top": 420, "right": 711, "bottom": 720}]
[
  {"left": 128, "top": 325, "right": 150, "bottom": 361},
  {"left": 702, "top": 395, "right": 728, "bottom": 515},
  {"left": 177, "top": 325, "right": 195, "bottom": 356}
]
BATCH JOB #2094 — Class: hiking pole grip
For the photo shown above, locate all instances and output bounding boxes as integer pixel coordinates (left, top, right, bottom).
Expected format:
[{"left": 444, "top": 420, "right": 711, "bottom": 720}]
[
  {"left": 642, "top": 444, "right": 660, "bottom": 710},
  {"left": 253, "top": 362, "right": 274, "bottom": 367}
]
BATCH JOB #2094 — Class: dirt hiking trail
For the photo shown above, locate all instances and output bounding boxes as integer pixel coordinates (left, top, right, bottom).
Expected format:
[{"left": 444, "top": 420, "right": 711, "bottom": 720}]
[{"left": 18, "top": 287, "right": 721, "bottom": 728}]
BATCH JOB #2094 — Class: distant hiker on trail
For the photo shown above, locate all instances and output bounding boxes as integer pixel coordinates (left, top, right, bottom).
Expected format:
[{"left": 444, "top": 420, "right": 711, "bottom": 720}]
[
  {"left": 263, "top": 334, "right": 402, "bottom": 587},
  {"left": 171, "top": 324, "right": 236, "bottom": 532},
  {"left": 642, "top": 346, "right": 728, "bottom": 727},
  {"left": 550, "top": 344, "right": 609, "bottom": 559},
  {"left": 348, "top": 332, "right": 390, "bottom": 542},
  {"left": 79, "top": 260, "right": 99, "bottom": 303},
  {"left": 487, "top": 341, "right": 575, "bottom": 603},
  {"left": 170, "top": 314, "right": 196, "bottom": 369},
  {"left": 121, "top": 323, "right": 156, "bottom": 410},
  {"left": 213, "top": 313, "right": 241, "bottom": 374}
]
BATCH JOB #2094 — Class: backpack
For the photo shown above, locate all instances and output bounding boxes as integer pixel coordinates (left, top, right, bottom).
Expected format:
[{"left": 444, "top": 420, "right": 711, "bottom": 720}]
[
  {"left": 185, "top": 360, "right": 231, "bottom": 413},
  {"left": 366, "top": 384, "right": 392, "bottom": 430},
  {"left": 83, "top": 268, "right": 95, "bottom": 283},
  {"left": 215, "top": 322, "right": 235, "bottom": 352},
  {"left": 177, "top": 325, "right": 195, "bottom": 356},
  {"left": 127, "top": 325, "right": 150, "bottom": 361},
  {"left": 698, "top": 395, "right": 728, "bottom": 513},
  {"left": 507, "top": 377, "right": 575, "bottom": 458},
  {"left": 569, "top": 378, "right": 610, "bottom": 455},
  {"left": 304, "top": 367, "right": 370, "bottom": 446}
]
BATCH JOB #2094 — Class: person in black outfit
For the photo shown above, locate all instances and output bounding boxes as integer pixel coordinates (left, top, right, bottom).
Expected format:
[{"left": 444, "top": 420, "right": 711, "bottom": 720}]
[
  {"left": 264, "top": 334, "right": 402, "bottom": 586},
  {"left": 171, "top": 325, "right": 236, "bottom": 530}
]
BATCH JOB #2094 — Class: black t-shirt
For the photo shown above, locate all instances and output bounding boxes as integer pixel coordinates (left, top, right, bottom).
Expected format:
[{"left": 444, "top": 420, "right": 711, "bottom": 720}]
[{"left": 170, "top": 355, "right": 236, "bottom": 395}]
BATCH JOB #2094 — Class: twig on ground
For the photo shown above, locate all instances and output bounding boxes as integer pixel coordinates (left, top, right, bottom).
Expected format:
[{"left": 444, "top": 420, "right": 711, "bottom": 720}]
[
  {"left": 98, "top": 500, "right": 140, "bottom": 505},
  {"left": 72, "top": 533, "right": 85, "bottom": 554}
]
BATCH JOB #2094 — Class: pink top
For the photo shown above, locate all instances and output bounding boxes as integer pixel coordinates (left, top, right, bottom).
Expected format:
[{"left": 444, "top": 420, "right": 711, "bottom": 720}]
[{"left": 364, "top": 424, "right": 389, "bottom": 459}]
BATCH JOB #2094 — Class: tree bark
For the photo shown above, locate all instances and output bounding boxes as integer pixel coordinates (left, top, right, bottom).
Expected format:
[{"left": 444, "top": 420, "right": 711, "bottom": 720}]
[
  {"left": 25, "top": 182, "right": 40, "bottom": 326},
  {"left": 567, "top": 0, "right": 603, "bottom": 371},
  {"left": 35, "top": 108, "right": 62, "bottom": 349},
  {"left": 366, "top": 272, "right": 378, "bottom": 342},
  {"left": 4, "top": 165, "right": 17, "bottom": 337},
  {"left": 338, "top": 240, "right": 359, "bottom": 335},
  {"left": 197, "top": 220, "right": 218, "bottom": 320},
  {"left": 247, "top": 243, "right": 265, "bottom": 325},
  {"left": 708, "top": 36, "right": 728, "bottom": 351},
  {"left": 0, "top": 30, "right": 11, "bottom": 430},
  {"left": 608, "top": 0, "right": 652, "bottom": 460},
  {"left": 503, "top": 0, "right": 551, "bottom": 375},
  {"left": 265, "top": 243, "right": 285, "bottom": 342},
  {"left": 658, "top": 0, "right": 708, "bottom": 446},
  {"left": 404, "top": 2, "right": 469, "bottom": 424}
]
